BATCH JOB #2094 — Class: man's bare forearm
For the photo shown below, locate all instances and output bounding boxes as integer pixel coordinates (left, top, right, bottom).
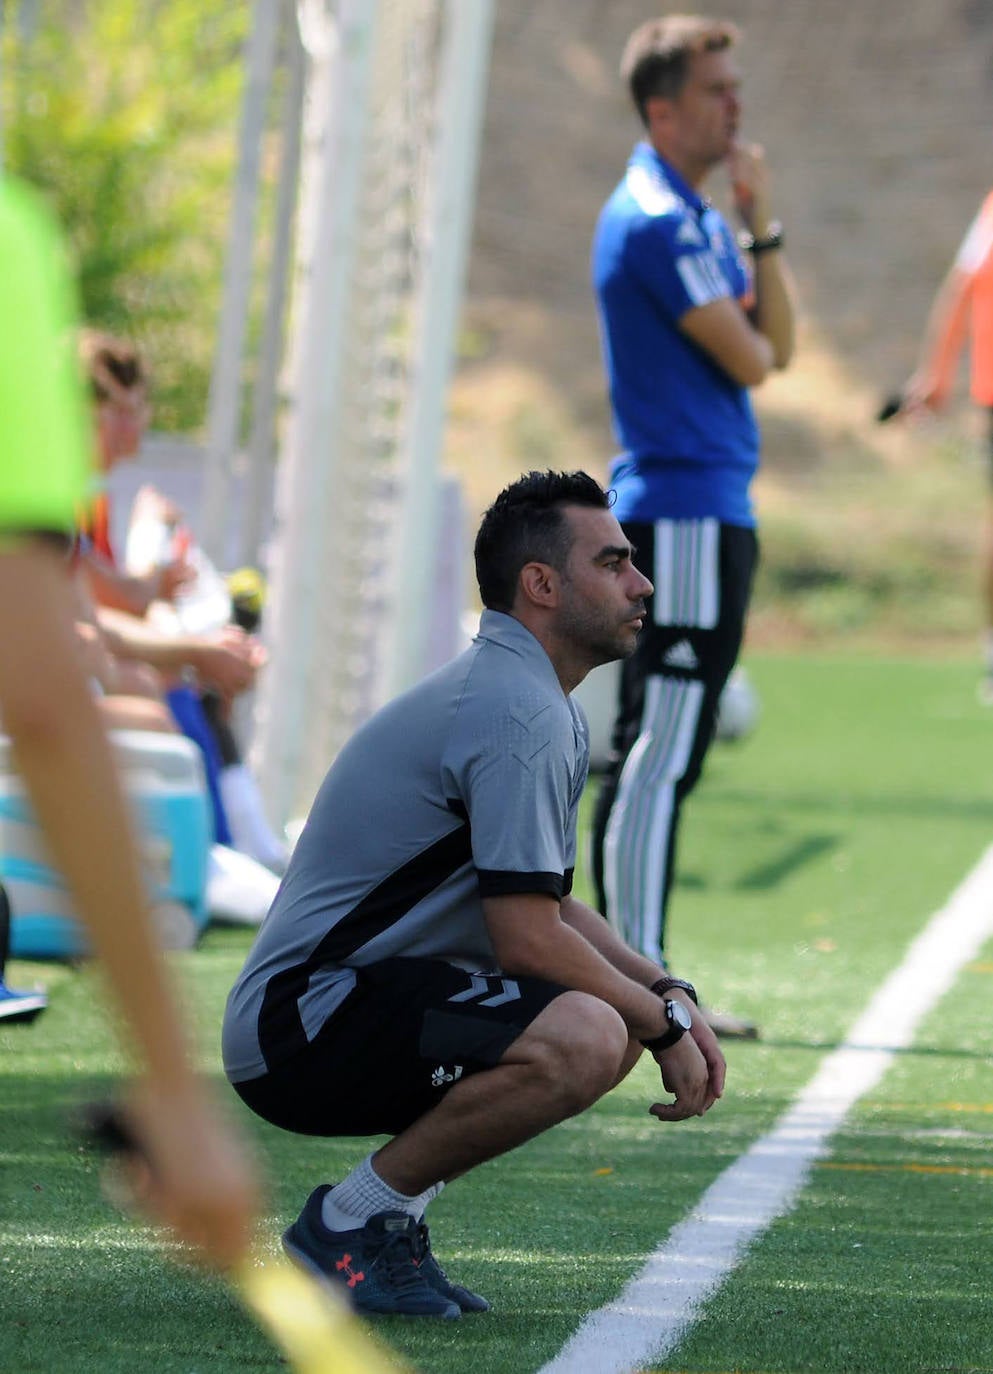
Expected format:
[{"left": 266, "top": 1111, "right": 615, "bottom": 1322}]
[
  {"left": 96, "top": 605, "right": 199, "bottom": 677},
  {"left": 560, "top": 893, "right": 665, "bottom": 985},
  {"left": 749, "top": 250, "right": 795, "bottom": 368},
  {"left": 485, "top": 892, "right": 668, "bottom": 1041},
  {"left": 84, "top": 550, "right": 156, "bottom": 616}
]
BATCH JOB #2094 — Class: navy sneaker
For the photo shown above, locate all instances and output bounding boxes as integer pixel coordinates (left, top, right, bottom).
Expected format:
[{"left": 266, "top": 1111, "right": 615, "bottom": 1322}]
[
  {"left": 413, "top": 1219, "right": 490, "bottom": 1312},
  {"left": 282, "top": 1185, "right": 460, "bottom": 1319},
  {"left": 0, "top": 982, "right": 47, "bottom": 1025}
]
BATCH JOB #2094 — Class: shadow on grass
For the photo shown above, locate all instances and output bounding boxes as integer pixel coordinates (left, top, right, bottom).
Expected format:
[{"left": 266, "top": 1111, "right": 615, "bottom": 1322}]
[
  {"left": 737, "top": 832, "right": 842, "bottom": 889},
  {"left": 704, "top": 785, "right": 993, "bottom": 824},
  {"left": 748, "top": 1037, "right": 993, "bottom": 1063}
]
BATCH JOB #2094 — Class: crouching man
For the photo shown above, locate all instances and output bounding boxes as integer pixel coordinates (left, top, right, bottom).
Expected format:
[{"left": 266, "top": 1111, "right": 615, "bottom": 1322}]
[{"left": 222, "top": 470, "right": 725, "bottom": 1318}]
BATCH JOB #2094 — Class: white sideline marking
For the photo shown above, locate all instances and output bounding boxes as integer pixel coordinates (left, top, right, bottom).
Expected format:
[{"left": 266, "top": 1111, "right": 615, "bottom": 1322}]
[{"left": 540, "top": 845, "right": 993, "bottom": 1374}]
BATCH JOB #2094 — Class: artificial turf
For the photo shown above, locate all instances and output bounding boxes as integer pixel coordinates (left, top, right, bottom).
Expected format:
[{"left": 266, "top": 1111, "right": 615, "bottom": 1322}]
[{"left": 2, "top": 653, "right": 993, "bottom": 1373}]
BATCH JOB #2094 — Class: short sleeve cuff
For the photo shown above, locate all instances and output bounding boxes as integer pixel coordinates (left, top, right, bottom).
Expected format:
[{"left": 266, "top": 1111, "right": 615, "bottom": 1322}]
[{"left": 477, "top": 869, "right": 565, "bottom": 899}]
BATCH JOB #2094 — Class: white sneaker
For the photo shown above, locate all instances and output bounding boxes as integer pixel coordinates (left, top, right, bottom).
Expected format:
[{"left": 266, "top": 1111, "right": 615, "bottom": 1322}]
[{"left": 207, "top": 844, "right": 280, "bottom": 926}]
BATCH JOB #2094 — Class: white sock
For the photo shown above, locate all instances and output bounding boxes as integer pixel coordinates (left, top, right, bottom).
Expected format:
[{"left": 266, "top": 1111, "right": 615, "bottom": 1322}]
[
  {"left": 414, "top": 1180, "right": 445, "bottom": 1221},
  {"left": 218, "top": 764, "right": 289, "bottom": 871},
  {"left": 321, "top": 1154, "right": 441, "bottom": 1232}
]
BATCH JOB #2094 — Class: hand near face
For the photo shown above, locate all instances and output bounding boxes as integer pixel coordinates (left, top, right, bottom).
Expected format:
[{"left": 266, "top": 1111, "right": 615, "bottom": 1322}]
[
  {"left": 900, "top": 370, "right": 949, "bottom": 416},
  {"left": 727, "top": 139, "right": 772, "bottom": 234}
]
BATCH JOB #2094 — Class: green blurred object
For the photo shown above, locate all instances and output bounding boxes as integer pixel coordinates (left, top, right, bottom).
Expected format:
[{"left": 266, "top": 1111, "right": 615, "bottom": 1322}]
[
  {"left": 0, "top": 0, "right": 250, "bottom": 434},
  {"left": 227, "top": 565, "right": 265, "bottom": 631}
]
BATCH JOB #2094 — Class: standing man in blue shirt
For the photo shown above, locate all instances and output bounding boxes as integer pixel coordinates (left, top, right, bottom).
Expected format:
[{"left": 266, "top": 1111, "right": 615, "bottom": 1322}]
[{"left": 590, "top": 15, "right": 795, "bottom": 1037}]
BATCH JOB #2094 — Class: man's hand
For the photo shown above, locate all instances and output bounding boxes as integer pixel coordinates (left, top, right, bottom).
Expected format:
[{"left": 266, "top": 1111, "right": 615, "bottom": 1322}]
[
  {"left": 649, "top": 1005, "right": 726, "bottom": 1121},
  {"left": 727, "top": 139, "right": 773, "bottom": 235},
  {"left": 688, "top": 1007, "right": 727, "bottom": 1102},
  {"left": 899, "top": 369, "right": 950, "bottom": 416},
  {"left": 191, "top": 626, "right": 267, "bottom": 700}
]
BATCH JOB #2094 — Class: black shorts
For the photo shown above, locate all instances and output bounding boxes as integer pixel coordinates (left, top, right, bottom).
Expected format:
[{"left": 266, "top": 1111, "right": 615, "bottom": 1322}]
[{"left": 232, "top": 957, "right": 568, "bottom": 1138}]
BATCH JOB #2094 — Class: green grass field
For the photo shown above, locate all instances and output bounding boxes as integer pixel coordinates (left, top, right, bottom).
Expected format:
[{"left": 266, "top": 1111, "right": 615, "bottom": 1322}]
[{"left": 3, "top": 653, "right": 993, "bottom": 1374}]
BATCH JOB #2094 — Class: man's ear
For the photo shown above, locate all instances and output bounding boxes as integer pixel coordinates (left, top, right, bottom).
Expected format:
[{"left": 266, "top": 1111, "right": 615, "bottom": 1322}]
[
  {"left": 518, "top": 560, "right": 559, "bottom": 610},
  {"left": 644, "top": 94, "right": 674, "bottom": 138}
]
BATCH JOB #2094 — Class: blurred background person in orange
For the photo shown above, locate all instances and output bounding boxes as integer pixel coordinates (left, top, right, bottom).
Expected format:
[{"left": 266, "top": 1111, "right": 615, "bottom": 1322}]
[{"left": 902, "top": 189, "right": 993, "bottom": 701}]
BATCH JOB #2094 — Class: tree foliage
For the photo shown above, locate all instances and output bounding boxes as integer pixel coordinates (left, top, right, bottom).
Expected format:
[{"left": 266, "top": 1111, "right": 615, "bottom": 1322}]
[{"left": 2, "top": 0, "right": 250, "bottom": 432}]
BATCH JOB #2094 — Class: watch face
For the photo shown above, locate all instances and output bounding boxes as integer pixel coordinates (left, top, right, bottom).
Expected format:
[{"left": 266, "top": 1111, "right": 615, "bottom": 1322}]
[{"left": 669, "top": 999, "right": 693, "bottom": 1032}]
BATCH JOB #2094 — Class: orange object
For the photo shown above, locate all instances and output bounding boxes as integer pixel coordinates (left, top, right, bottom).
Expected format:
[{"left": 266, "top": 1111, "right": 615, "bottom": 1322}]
[
  {"left": 957, "top": 191, "right": 993, "bottom": 405},
  {"left": 171, "top": 525, "right": 192, "bottom": 560},
  {"left": 79, "top": 491, "right": 115, "bottom": 561}
]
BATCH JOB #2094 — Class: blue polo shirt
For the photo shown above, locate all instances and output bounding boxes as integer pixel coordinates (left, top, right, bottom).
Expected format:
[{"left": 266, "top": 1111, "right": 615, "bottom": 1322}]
[{"left": 592, "top": 142, "right": 759, "bottom": 527}]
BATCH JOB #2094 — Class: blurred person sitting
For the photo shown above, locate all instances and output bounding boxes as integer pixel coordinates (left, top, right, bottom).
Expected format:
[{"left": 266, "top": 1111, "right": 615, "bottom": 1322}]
[
  {"left": 77, "top": 330, "right": 287, "bottom": 871},
  {"left": 0, "top": 169, "right": 258, "bottom": 1266},
  {"left": 72, "top": 576, "right": 179, "bottom": 737}
]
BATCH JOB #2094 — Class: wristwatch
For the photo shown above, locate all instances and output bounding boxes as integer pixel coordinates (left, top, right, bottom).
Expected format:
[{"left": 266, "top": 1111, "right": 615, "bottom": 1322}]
[
  {"left": 650, "top": 974, "right": 699, "bottom": 1006},
  {"left": 738, "top": 220, "right": 783, "bottom": 255},
  {"left": 641, "top": 998, "right": 693, "bottom": 1053}
]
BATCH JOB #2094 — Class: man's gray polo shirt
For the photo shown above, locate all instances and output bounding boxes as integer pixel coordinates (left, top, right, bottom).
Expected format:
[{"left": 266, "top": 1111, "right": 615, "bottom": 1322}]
[{"left": 223, "top": 610, "right": 590, "bottom": 1083}]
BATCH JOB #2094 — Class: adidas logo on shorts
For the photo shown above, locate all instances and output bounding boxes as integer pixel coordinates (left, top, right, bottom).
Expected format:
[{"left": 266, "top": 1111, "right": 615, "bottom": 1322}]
[{"left": 662, "top": 638, "right": 700, "bottom": 671}]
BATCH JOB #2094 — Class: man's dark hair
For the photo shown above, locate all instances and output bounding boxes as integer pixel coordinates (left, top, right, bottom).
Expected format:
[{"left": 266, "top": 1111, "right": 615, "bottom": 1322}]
[
  {"left": 474, "top": 470, "right": 612, "bottom": 612},
  {"left": 621, "top": 14, "right": 740, "bottom": 126}
]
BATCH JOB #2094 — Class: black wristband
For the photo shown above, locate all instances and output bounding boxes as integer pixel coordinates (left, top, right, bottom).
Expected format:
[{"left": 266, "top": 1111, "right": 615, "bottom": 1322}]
[
  {"left": 739, "top": 221, "right": 783, "bottom": 255},
  {"left": 640, "top": 998, "right": 692, "bottom": 1052},
  {"left": 650, "top": 975, "right": 699, "bottom": 1006}
]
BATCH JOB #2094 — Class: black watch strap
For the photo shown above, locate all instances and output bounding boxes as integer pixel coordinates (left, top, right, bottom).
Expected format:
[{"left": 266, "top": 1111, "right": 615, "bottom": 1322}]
[
  {"left": 738, "top": 221, "right": 783, "bottom": 255},
  {"left": 650, "top": 974, "right": 699, "bottom": 1006},
  {"left": 640, "top": 999, "right": 690, "bottom": 1053}
]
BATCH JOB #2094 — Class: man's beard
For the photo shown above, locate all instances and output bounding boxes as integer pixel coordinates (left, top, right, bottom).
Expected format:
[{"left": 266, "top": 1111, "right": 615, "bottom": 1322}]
[{"left": 558, "top": 599, "right": 642, "bottom": 668}]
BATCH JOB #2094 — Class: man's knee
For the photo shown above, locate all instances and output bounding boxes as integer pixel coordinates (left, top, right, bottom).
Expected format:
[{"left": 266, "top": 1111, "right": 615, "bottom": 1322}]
[{"left": 507, "top": 991, "right": 629, "bottom": 1115}]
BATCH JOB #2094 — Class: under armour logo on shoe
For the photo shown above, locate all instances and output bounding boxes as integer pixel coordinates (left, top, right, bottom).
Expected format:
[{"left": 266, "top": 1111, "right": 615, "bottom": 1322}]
[
  {"left": 661, "top": 638, "right": 700, "bottom": 671},
  {"left": 335, "top": 1253, "right": 365, "bottom": 1288},
  {"left": 431, "top": 1064, "right": 464, "bottom": 1088}
]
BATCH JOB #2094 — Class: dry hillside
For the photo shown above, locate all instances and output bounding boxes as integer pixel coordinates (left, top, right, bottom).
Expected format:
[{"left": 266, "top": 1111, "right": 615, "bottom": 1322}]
[{"left": 450, "top": 0, "right": 993, "bottom": 523}]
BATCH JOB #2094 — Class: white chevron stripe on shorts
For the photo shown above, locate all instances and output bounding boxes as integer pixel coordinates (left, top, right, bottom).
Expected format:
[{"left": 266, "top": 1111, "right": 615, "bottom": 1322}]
[{"left": 603, "top": 675, "right": 706, "bottom": 958}]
